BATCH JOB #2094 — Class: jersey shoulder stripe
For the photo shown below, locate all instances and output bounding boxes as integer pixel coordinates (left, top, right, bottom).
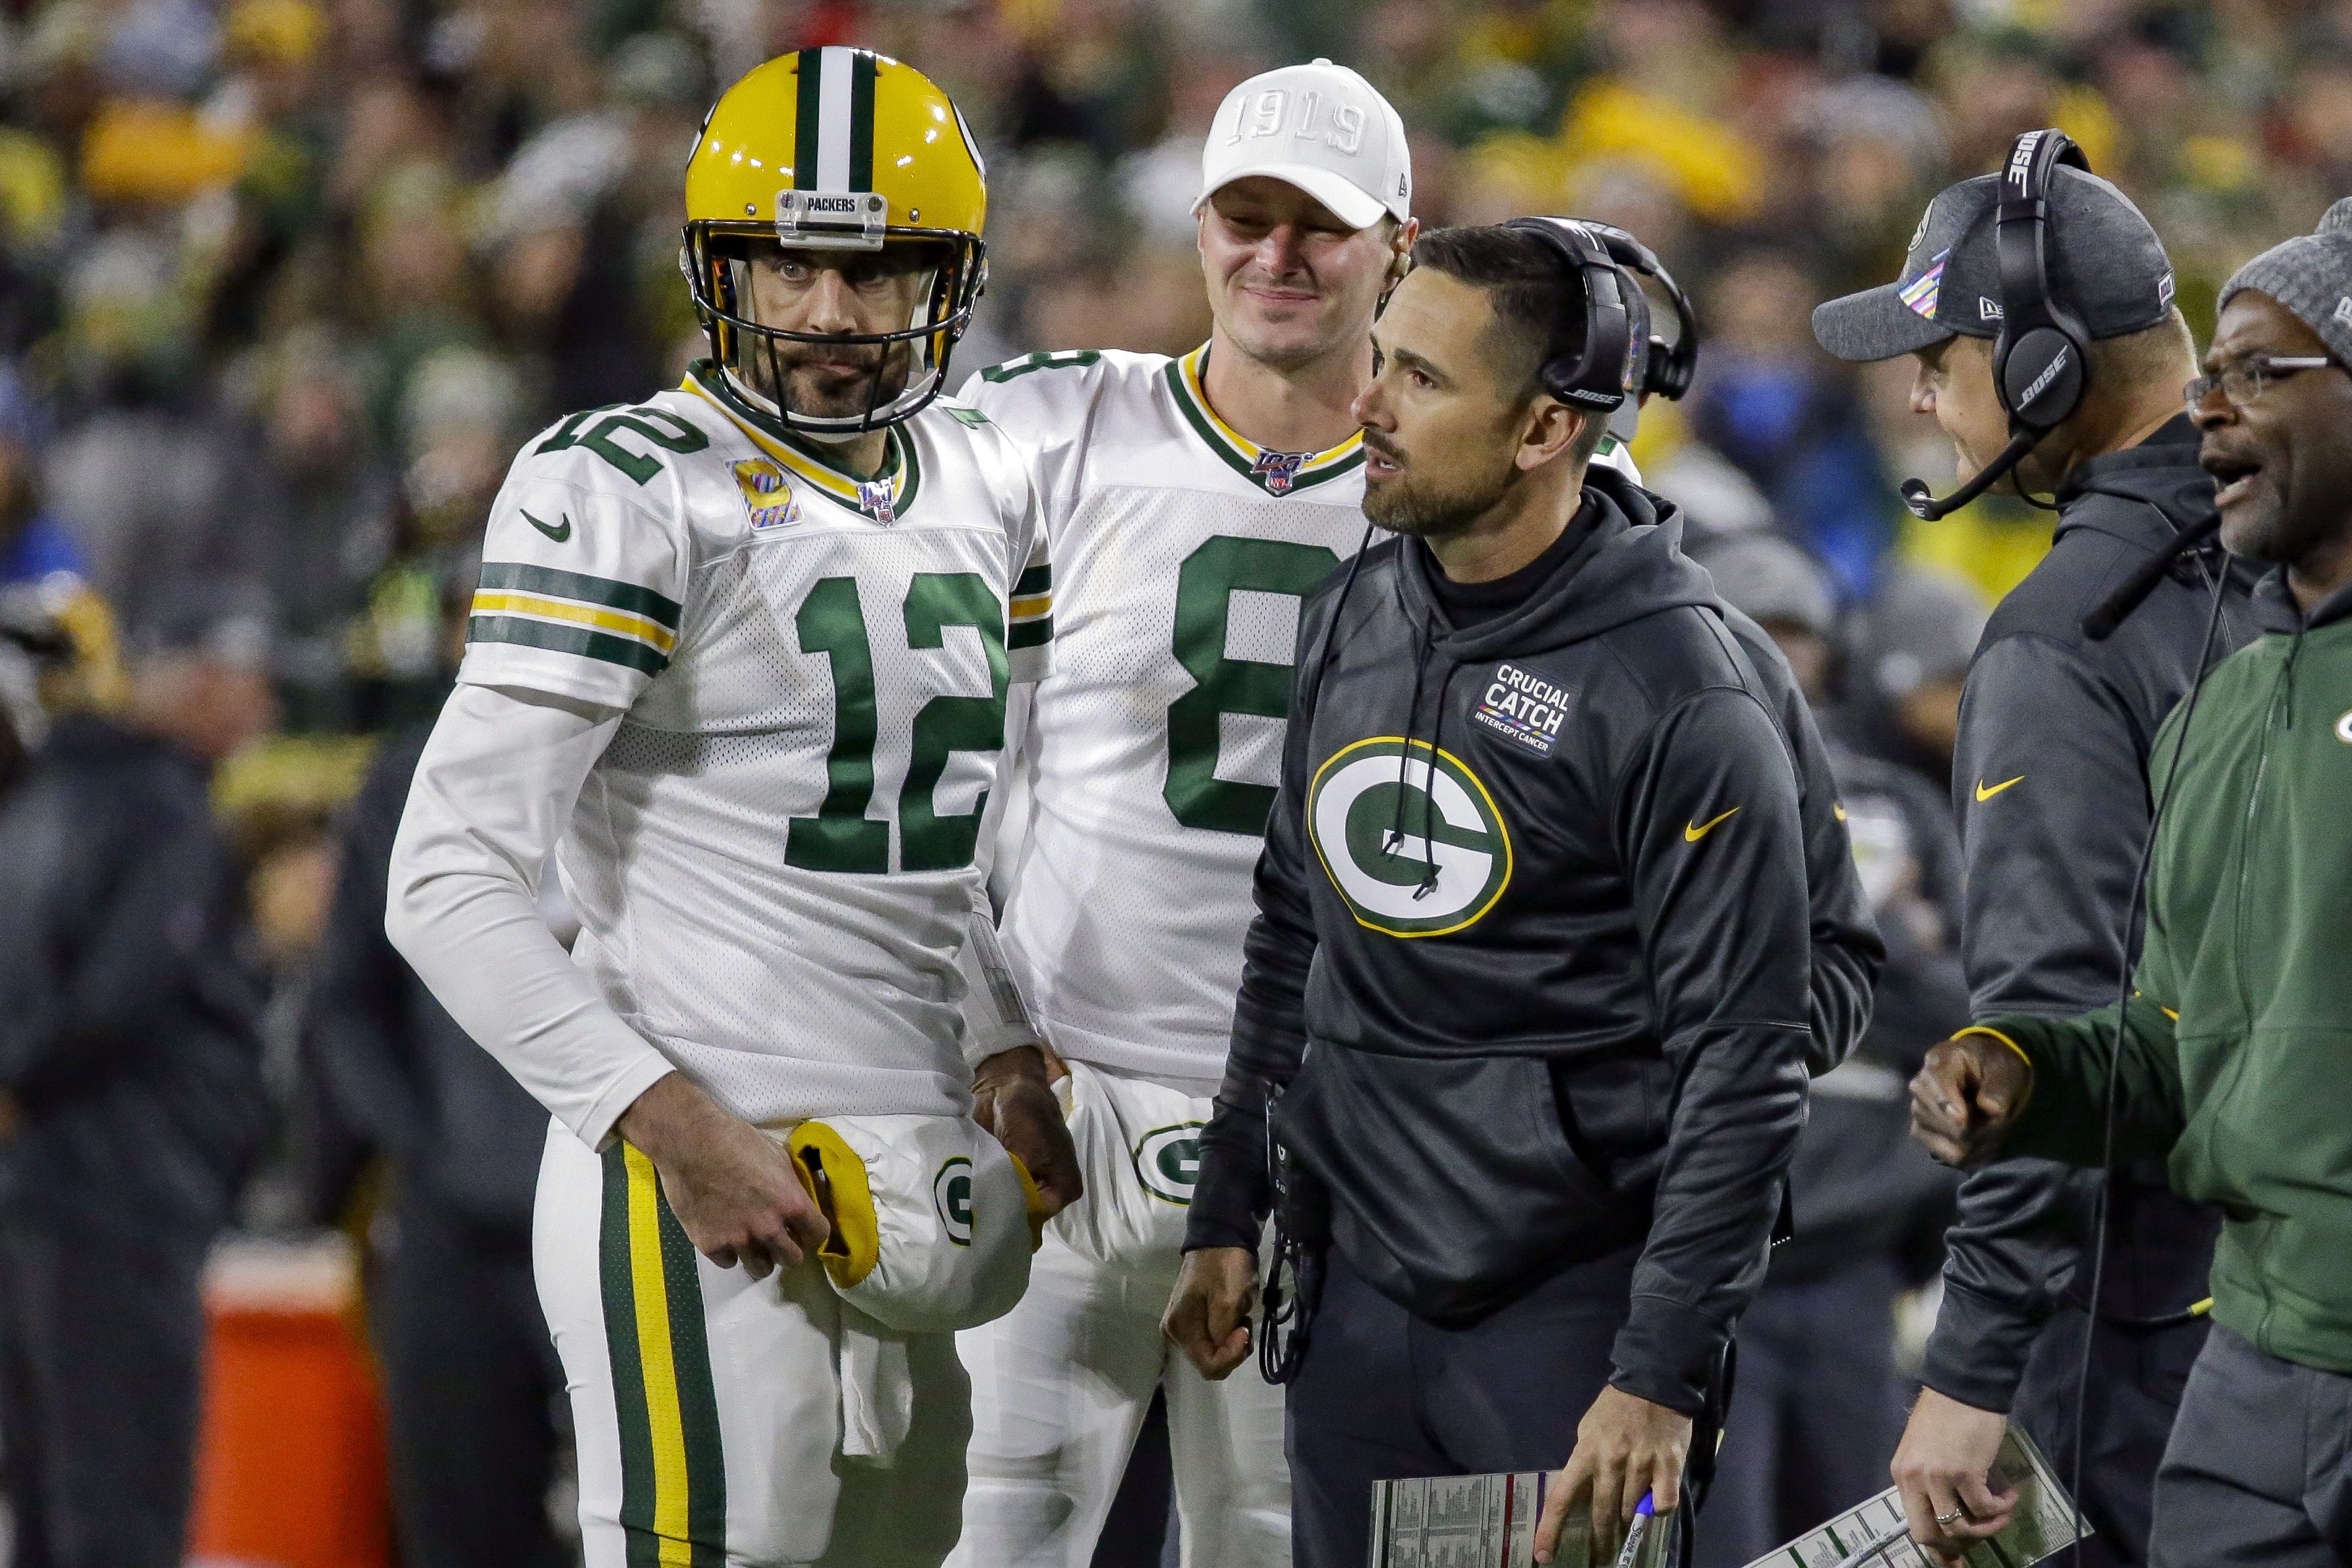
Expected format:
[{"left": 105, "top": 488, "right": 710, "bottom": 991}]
[
  {"left": 1009, "top": 558, "right": 1052, "bottom": 651},
  {"left": 469, "top": 562, "right": 682, "bottom": 676}
]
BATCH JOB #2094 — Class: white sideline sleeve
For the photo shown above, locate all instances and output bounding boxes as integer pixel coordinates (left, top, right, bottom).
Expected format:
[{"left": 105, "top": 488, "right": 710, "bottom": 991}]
[
  {"left": 955, "top": 892, "right": 1041, "bottom": 1070},
  {"left": 385, "top": 682, "right": 676, "bottom": 1148},
  {"left": 958, "top": 680, "right": 1041, "bottom": 1068}
]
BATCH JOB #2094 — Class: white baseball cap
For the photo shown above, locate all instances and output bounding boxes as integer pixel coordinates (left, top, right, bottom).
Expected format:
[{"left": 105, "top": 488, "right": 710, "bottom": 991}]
[{"left": 1197, "top": 58, "right": 1411, "bottom": 231}]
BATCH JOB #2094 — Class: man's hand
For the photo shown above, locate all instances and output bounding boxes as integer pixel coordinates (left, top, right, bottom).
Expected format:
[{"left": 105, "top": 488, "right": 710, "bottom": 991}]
[
  {"left": 1162, "top": 1246, "right": 1257, "bottom": 1380},
  {"left": 1910, "top": 1032, "right": 2034, "bottom": 1167},
  {"left": 615, "top": 1072, "right": 830, "bottom": 1280},
  {"left": 971, "top": 1045, "right": 1082, "bottom": 1218},
  {"left": 1534, "top": 1385, "right": 1692, "bottom": 1564},
  {"left": 1891, "top": 1387, "right": 2017, "bottom": 1564}
]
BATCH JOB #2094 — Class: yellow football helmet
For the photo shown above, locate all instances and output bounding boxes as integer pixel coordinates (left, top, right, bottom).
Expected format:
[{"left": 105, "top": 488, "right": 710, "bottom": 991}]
[{"left": 682, "top": 48, "right": 988, "bottom": 435}]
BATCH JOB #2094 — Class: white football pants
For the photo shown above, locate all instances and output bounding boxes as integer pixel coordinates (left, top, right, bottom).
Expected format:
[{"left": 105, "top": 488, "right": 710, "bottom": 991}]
[
  {"left": 536, "top": 1112, "right": 1030, "bottom": 1567},
  {"left": 950, "top": 1062, "right": 1290, "bottom": 1568}
]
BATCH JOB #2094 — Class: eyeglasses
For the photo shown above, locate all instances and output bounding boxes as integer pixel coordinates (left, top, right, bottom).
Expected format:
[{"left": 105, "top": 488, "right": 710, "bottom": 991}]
[{"left": 2184, "top": 355, "right": 2341, "bottom": 413}]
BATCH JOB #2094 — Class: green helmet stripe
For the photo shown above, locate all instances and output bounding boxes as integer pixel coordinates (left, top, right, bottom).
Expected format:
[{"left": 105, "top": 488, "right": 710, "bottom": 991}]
[
  {"left": 792, "top": 48, "right": 823, "bottom": 191},
  {"left": 848, "top": 50, "right": 876, "bottom": 193}
]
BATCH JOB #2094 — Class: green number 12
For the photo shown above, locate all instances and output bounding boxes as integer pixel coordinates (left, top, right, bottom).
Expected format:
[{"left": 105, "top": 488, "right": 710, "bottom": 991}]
[{"left": 788, "top": 574, "right": 1007, "bottom": 874}]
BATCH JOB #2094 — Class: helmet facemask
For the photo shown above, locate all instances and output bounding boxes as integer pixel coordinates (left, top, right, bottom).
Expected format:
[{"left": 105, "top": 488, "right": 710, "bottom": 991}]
[{"left": 684, "top": 227, "right": 984, "bottom": 440}]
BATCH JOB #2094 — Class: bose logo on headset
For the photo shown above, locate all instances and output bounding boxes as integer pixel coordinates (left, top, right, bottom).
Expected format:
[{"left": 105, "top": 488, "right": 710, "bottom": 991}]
[
  {"left": 2019, "top": 344, "right": 2072, "bottom": 407},
  {"left": 2007, "top": 129, "right": 2044, "bottom": 185}
]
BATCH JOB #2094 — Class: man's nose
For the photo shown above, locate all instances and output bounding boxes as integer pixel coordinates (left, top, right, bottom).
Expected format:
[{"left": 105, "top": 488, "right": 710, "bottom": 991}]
[
  {"left": 1257, "top": 224, "right": 1308, "bottom": 278},
  {"left": 1908, "top": 366, "right": 1936, "bottom": 416},
  {"left": 2187, "top": 383, "right": 2235, "bottom": 433},
  {"left": 804, "top": 270, "right": 860, "bottom": 333},
  {"left": 1350, "top": 378, "right": 1386, "bottom": 428}
]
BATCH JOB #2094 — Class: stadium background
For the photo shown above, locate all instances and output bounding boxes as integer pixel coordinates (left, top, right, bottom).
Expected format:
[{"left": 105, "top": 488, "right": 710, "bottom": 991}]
[{"left": 0, "top": 0, "right": 2338, "bottom": 1559}]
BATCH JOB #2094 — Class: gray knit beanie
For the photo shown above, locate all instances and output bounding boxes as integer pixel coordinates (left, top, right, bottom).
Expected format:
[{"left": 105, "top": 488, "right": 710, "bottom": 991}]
[{"left": 2218, "top": 198, "right": 2352, "bottom": 363}]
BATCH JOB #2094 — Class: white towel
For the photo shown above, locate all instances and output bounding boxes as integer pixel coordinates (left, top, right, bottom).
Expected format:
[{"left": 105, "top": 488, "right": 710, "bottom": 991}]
[{"left": 836, "top": 1300, "right": 914, "bottom": 1463}]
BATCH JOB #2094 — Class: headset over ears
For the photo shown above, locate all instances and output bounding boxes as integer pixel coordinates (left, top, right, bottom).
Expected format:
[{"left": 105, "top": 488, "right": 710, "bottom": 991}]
[
  {"left": 1993, "top": 128, "right": 2093, "bottom": 434},
  {"left": 1581, "top": 220, "right": 1700, "bottom": 401},
  {"left": 1499, "top": 216, "right": 1638, "bottom": 412}
]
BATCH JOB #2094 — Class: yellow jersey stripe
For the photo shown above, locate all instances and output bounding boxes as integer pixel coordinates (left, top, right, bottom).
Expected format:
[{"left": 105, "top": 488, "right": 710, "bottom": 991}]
[
  {"left": 1009, "top": 593, "right": 1052, "bottom": 620},
  {"left": 472, "top": 592, "right": 678, "bottom": 654}
]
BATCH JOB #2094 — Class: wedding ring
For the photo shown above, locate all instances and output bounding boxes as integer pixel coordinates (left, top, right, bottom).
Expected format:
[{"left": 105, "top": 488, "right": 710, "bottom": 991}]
[{"left": 1936, "top": 1508, "right": 1967, "bottom": 1525}]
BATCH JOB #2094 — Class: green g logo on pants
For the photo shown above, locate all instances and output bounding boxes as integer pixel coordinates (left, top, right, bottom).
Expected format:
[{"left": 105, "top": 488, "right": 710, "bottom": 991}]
[
  {"left": 934, "top": 1156, "right": 974, "bottom": 1247},
  {"left": 1307, "top": 737, "right": 1513, "bottom": 937},
  {"left": 1133, "top": 1123, "right": 1205, "bottom": 1206}
]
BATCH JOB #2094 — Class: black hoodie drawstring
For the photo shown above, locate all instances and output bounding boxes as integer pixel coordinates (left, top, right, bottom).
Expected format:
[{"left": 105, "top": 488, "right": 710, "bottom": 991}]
[
  {"left": 1386, "top": 617, "right": 1433, "bottom": 858},
  {"left": 1410, "top": 660, "right": 1460, "bottom": 899},
  {"left": 1305, "top": 521, "right": 1379, "bottom": 716}
]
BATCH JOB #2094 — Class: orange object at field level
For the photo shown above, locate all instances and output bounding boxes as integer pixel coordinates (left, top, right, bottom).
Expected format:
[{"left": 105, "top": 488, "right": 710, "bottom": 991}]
[{"left": 187, "top": 1235, "right": 390, "bottom": 1568}]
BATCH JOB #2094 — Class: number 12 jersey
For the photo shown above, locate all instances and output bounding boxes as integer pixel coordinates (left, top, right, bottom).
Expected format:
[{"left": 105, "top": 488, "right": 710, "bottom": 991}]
[
  {"left": 458, "top": 363, "right": 1052, "bottom": 1127},
  {"left": 963, "top": 346, "right": 1368, "bottom": 1085}
]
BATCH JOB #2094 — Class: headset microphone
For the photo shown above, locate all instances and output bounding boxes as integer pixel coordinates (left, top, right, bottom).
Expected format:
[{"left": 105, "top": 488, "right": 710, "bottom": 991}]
[{"left": 1899, "top": 429, "right": 2042, "bottom": 520}]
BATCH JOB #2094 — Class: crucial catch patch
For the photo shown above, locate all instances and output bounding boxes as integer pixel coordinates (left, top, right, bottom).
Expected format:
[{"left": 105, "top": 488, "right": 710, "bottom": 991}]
[{"left": 1473, "top": 663, "right": 1567, "bottom": 756}]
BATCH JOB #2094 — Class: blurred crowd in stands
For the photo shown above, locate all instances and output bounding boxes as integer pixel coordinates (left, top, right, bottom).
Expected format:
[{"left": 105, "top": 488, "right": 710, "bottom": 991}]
[{"left": 0, "top": 0, "right": 2347, "bottom": 1559}]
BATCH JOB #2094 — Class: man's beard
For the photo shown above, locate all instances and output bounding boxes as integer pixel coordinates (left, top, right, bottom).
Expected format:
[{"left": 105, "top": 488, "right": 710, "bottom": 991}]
[
  {"left": 1361, "top": 443, "right": 1518, "bottom": 541},
  {"left": 737, "top": 335, "right": 917, "bottom": 421}
]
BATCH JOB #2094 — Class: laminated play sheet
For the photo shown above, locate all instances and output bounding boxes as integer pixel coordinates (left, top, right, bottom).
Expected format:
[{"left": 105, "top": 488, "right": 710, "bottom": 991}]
[
  {"left": 1368, "top": 1470, "right": 1670, "bottom": 1568},
  {"left": 1743, "top": 1426, "right": 2091, "bottom": 1568}
]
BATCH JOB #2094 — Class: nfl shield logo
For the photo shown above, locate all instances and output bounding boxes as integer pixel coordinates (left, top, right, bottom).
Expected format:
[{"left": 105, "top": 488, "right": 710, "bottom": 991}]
[
  {"left": 857, "top": 479, "right": 896, "bottom": 524},
  {"left": 1252, "top": 449, "right": 1307, "bottom": 495}
]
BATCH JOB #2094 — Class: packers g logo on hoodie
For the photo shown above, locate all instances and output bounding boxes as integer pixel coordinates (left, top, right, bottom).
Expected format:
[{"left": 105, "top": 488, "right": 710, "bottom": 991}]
[{"left": 1308, "top": 738, "right": 1513, "bottom": 938}]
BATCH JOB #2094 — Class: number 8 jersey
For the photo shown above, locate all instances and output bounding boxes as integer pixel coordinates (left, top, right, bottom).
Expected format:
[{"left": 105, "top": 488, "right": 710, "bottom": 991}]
[
  {"left": 963, "top": 346, "right": 1367, "bottom": 1085},
  {"left": 458, "top": 362, "right": 1052, "bottom": 1126}
]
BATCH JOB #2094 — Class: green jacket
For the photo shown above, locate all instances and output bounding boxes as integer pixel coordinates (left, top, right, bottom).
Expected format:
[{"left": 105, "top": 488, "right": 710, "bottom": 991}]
[{"left": 1978, "top": 570, "right": 2352, "bottom": 1374}]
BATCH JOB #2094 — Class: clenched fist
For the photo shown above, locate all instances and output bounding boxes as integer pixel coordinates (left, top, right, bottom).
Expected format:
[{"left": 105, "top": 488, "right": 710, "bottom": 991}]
[{"left": 1909, "top": 1032, "right": 2034, "bottom": 1168}]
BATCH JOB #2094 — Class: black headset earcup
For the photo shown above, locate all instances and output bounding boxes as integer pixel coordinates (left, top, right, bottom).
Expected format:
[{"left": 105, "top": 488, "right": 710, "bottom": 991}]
[{"left": 2000, "top": 324, "right": 2085, "bottom": 429}]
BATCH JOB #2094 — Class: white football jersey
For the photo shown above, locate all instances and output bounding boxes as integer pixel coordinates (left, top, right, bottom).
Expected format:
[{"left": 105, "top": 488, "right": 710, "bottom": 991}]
[
  {"left": 963, "top": 345, "right": 1369, "bottom": 1084},
  {"left": 458, "top": 363, "right": 1052, "bottom": 1125}
]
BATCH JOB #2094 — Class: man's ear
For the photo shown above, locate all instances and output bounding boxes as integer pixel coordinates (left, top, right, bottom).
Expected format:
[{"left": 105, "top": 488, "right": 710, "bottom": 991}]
[
  {"left": 1387, "top": 217, "right": 1420, "bottom": 284},
  {"left": 1516, "top": 398, "right": 1587, "bottom": 473}
]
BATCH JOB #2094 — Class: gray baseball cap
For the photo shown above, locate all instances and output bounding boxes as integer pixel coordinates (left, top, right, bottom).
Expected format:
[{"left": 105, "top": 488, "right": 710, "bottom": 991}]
[{"left": 1812, "top": 166, "right": 2177, "bottom": 362}]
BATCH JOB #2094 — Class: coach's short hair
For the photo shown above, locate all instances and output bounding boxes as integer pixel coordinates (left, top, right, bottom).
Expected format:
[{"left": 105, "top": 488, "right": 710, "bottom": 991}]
[
  {"left": 1408, "top": 225, "right": 1609, "bottom": 459},
  {"left": 1408, "top": 225, "right": 1591, "bottom": 397}
]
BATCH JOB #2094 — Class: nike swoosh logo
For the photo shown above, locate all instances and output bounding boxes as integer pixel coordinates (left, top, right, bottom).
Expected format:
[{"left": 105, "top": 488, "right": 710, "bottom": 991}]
[
  {"left": 1832, "top": 802, "right": 1848, "bottom": 822},
  {"left": 1975, "top": 775, "right": 2025, "bottom": 802},
  {"left": 1683, "top": 808, "right": 1740, "bottom": 843},
  {"left": 523, "top": 508, "right": 572, "bottom": 543}
]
